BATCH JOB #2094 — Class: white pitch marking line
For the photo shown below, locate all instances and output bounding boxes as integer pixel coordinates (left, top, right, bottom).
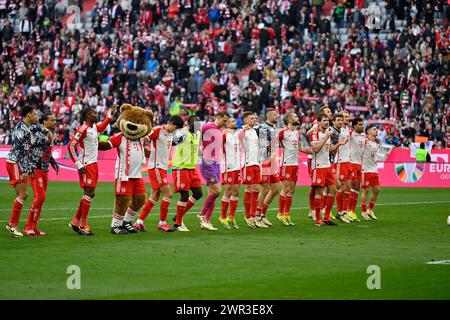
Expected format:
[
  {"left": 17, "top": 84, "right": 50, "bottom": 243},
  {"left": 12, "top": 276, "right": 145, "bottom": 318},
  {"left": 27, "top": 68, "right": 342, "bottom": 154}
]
[
  {"left": 426, "top": 260, "right": 450, "bottom": 265},
  {"left": 0, "top": 200, "right": 449, "bottom": 223}
]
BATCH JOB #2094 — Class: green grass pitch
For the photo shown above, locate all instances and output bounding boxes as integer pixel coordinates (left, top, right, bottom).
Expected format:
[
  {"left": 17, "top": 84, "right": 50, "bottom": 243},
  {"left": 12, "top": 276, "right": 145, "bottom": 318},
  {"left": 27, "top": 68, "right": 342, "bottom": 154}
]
[{"left": 1, "top": 181, "right": 449, "bottom": 300}]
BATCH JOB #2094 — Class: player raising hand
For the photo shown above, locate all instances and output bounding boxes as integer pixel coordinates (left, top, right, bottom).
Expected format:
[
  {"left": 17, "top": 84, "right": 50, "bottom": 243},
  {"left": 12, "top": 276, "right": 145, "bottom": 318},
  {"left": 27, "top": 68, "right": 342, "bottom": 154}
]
[{"left": 67, "top": 105, "right": 117, "bottom": 236}]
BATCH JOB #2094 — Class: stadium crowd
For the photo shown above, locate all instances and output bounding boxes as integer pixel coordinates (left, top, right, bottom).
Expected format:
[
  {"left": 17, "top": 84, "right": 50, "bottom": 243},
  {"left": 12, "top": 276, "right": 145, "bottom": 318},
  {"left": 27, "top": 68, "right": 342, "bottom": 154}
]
[{"left": 0, "top": 0, "right": 449, "bottom": 149}]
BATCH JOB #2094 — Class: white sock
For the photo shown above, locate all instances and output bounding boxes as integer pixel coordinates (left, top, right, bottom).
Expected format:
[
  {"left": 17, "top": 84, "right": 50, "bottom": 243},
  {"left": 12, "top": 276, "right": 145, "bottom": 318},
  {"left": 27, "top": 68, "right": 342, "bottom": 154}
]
[
  {"left": 111, "top": 213, "right": 124, "bottom": 227},
  {"left": 124, "top": 208, "right": 137, "bottom": 223},
  {"left": 136, "top": 219, "right": 143, "bottom": 225},
  {"left": 159, "top": 221, "right": 166, "bottom": 225}
]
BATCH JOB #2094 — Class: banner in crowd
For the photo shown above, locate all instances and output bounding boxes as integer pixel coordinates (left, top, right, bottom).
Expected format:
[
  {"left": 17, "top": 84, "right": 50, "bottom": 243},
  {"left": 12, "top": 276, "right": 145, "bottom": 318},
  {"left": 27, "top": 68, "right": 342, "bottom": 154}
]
[{"left": 1, "top": 146, "right": 449, "bottom": 188}]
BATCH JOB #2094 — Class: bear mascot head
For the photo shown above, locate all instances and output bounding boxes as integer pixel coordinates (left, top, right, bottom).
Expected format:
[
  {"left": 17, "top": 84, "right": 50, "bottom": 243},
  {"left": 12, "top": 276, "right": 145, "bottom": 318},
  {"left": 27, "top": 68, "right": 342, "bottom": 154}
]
[{"left": 117, "top": 104, "right": 154, "bottom": 140}]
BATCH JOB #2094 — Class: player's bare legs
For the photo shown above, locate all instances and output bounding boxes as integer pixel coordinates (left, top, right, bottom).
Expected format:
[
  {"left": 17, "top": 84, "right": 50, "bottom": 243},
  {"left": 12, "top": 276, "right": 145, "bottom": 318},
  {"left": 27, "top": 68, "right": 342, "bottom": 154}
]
[{"left": 128, "top": 194, "right": 146, "bottom": 212}]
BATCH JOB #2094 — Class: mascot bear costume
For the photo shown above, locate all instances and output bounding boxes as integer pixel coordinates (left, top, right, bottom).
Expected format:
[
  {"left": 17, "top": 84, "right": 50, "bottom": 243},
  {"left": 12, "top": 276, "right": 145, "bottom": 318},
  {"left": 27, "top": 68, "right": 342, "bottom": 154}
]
[{"left": 99, "top": 104, "right": 154, "bottom": 234}]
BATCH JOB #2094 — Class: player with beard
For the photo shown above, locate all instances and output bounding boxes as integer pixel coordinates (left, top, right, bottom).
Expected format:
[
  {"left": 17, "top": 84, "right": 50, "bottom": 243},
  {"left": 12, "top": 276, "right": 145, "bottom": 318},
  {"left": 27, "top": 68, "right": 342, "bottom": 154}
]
[{"left": 277, "top": 112, "right": 311, "bottom": 226}]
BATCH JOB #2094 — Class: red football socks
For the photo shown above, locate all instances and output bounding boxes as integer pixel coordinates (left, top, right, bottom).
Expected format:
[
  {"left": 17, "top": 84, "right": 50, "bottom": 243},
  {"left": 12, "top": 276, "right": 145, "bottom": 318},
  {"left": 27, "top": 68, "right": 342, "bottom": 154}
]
[
  {"left": 279, "top": 192, "right": 286, "bottom": 215},
  {"left": 221, "top": 197, "right": 230, "bottom": 219},
  {"left": 324, "top": 195, "right": 335, "bottom": 221},
  {"left": 244, "top": 191, "right": 251, "bottom": 219},
  {"left": 138, "top": 197, "right": 156, "bottom": 221},
  {"left": 229, "top": 196, "right": 238, "bottom": 219},
  {"left": 160, "top": 197, "right": 171, "bottom": 222},
  {"left": 284, "top": 194, "right": 293, "bottom": 216}
]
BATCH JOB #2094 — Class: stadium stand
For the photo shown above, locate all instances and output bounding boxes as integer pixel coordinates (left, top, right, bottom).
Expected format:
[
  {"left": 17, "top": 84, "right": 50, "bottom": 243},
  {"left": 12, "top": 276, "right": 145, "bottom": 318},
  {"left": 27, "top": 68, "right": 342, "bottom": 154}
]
[{"left": 0, "top": 0, "right": 449, "bottom": 148}]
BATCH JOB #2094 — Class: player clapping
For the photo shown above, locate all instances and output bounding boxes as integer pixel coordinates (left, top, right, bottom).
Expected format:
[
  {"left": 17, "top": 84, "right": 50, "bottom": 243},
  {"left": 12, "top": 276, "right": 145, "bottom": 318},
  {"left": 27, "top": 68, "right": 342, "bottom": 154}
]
[
  {"left": 346, "top": 117, "right": 366, "bottom": 222},
  {"left": 310, "top": 114, "right": 348, "bottom": 226},
  {"left": 239, "top": 112, "right": 262, "bottom": 228},
  {"left": 335, "top": 111, "right": 353, "bottom": 223},
  {"left": 220, "top": 117, "right": 241, "bottom": 229}
]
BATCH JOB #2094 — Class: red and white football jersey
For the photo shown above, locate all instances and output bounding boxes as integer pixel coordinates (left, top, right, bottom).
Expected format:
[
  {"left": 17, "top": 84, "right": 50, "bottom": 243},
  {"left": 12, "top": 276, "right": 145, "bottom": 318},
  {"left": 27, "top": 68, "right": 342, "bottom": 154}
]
[
  {"left": 222, "top": 130, "right": 241, "bottom": 173},
  {"left": 306, "top": 120, "right": 319, "bottom": 160},
  {"left": 336, "top": 126, "right": 351, "bottom": 163},
  {"left": 350, "top": 132, "right": 366, "bottom": 165},
  {"left": 310, "top": 130, "right": 331, "bottom": 169},
  {"left": 239, "top": 128, "right": 259, "bottom": 167},
  {"left": 279, "top": 127, "right": 299, "bottom": 166},
  {"left": 362, "top": 138, "right": 379, "bottom": 173},
  {"left": 146, "top": 125, "right": 172, "bottom": 170},
  {"left": 108, "top": 133, "right": 146, "bottom": 181},
  {"left": 68, "top": 118, "right": 111, "bottom": 169}
]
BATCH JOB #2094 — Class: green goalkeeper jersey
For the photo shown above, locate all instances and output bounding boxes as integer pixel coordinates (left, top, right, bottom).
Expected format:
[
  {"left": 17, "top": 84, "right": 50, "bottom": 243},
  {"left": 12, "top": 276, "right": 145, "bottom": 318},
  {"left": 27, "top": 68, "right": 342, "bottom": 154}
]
[{"left": 172, "top": 130, "right": 201, "bottom": 169}]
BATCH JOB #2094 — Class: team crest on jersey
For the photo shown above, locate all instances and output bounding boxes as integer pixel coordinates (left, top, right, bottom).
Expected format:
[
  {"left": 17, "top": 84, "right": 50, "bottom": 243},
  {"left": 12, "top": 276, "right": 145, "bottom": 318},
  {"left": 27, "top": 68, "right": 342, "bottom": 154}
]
[
  {"left": 286, "top": 173, "right": 290, "bottom": 178},
  {"left": 228, "top": 177, "right": 232, "bottom": 182},
  {"left": 180, "top": 183, "right": 185, "bottom": 188},
  {"left": 163, "top": 178, "right": 167, "bottom": 183},
  {"left": 121, "top": 187, "right": 126, "bottom": 192},
  {"left": 317, "top": 178, "right": 322, "bottom": 183},
  {"left": 87, "top": 179, "right": 92, "bottom": 184},
  {"left": 365, "top": 181, "right": 370, "bottom": 186},
  {"left": 38, "top": 178, "right": 43, "bottom": 183}
]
